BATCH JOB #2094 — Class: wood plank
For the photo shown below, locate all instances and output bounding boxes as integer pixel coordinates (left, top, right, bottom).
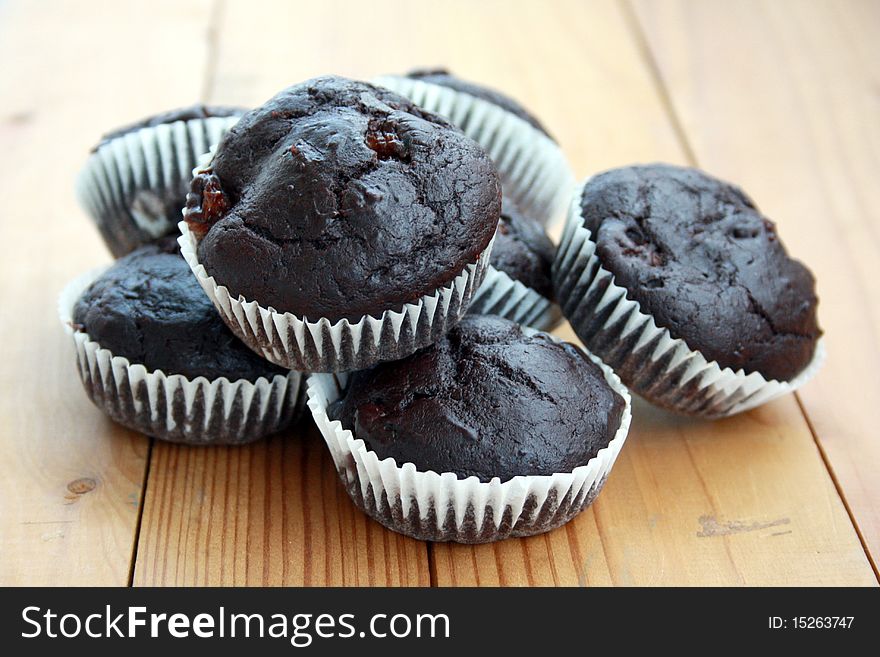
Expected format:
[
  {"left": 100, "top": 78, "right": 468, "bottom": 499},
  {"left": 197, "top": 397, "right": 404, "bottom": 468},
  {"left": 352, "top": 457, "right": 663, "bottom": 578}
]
[
  {"left": 133, "top": 422, "right": 429, "bottom": 586},
  {"left": 0, "top": 0, "right": 215, "bottom": 585},
  {"left": 630, "top": 0, "right": 880, "bottom": 573}
]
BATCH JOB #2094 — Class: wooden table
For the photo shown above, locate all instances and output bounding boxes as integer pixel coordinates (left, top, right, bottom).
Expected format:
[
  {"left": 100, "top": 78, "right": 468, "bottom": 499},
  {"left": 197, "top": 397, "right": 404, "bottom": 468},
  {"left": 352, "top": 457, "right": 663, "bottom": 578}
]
[{"left": 1, "top": 0, "right": 877, "bottom": 587}]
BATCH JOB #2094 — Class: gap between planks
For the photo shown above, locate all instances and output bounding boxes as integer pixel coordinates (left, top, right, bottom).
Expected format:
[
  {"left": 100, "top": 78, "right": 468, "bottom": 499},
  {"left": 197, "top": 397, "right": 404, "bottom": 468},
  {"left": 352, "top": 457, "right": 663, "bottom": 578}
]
[
  {"left": 127, "top": 438, "right": 155, "bottom": 587},
  {"left": 127, "top": 0, "right": 225, "bottom": 588},
  {"left": 794, "top": 394, "right": 879, "bottom": 580}
]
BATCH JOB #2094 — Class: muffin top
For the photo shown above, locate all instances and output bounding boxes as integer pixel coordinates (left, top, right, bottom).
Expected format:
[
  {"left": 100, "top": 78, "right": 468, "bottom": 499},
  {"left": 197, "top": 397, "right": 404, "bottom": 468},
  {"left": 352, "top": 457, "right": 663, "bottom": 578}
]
[
  {"left": 96, "top": 104, "right": 245, "bottom": 149},
  {"left": 73, "top": 238, "right": 286, "bottom": 381},
  {"left": 186, "top": 75, "right": 501, "bottom": 322},
  {"left": 490, "top": 200, "right": 556, "bottom": 299},
  {"left": 406, "top": 68, "right": 553, "bottom": 140},
  {"left": 328, "top": 315, "right": 625, "bottom": 482},
  {"left": 580, "top": 163, "right": 821, "bottom": 381}
]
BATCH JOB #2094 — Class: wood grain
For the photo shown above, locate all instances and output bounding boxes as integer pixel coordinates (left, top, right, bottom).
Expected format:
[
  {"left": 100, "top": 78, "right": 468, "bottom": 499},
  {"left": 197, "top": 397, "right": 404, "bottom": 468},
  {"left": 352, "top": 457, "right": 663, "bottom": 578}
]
[
  {"left": 630, "top": 0, "right": 880, "bottom": 573},
  {"left": 0, "top": 0, "right": 216, "bottom": 586},
  {"left": 133, "top": 421, "right": 429, "bottom": 586},
  {"left": 1, "top": 0, "right": 876, "bottom": 587}
]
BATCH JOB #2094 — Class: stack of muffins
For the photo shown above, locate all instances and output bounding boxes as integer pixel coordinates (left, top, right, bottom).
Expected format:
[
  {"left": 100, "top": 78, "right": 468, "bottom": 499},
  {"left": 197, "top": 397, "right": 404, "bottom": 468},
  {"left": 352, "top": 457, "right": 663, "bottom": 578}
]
[{"left": 62, "top": 71, "right": 823, "bottom": 544}]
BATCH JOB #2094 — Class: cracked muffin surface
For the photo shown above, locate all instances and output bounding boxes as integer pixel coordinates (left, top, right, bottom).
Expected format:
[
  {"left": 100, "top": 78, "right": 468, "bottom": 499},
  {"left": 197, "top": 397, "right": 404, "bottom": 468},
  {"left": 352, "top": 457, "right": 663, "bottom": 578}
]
[
  {"left": 186, "top": 75, "right": 501, "bottom": 323},
  {"left": 328, "top": 315, "right": 625, "bottom": 483},
  {"left": 73, "top": 238, "right": 287, "bottom": 382},
  {"left": 579, "top": 163, "right": 821, "bottom": 381}
]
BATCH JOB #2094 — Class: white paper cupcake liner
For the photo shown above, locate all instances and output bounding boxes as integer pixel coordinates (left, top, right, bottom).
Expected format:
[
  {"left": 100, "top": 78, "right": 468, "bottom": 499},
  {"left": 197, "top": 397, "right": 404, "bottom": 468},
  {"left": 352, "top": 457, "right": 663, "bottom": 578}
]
[
  {"left": 373, "top": 75, "right": 576, "bottom": 228},
  {"left": 76, "top": 114, "right": 242, "bottom": 257},
  {"left": 58, "top": 268, "right": 303, "bottom": 445},
  {"left": 179, "top": 220, "right": 495, "bottom": 373},
  {"left": 467, "top": 265, "right": 563, "bottom": 332},
  {"left": 553, "top": 181, "right": 826, "bottom": 418},
  {"left": 306, "top": 334, "right": 632, "bottom": 544}
]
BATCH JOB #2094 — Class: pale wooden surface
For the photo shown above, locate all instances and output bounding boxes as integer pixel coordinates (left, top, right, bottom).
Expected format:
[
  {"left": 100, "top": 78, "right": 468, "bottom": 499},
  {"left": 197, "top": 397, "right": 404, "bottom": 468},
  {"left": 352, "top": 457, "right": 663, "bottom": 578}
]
[
  {"left": 134, "top": 425, "right": 430, "bottom": 586},
  {"left": 631, "top": 0, "right": 880, "bottom": 574},
  {"left": 0, "top": 0, "right": 214, "bottom": 586},
  {"left": 0, "top": 0, "right": 876, "bottom": 586}
]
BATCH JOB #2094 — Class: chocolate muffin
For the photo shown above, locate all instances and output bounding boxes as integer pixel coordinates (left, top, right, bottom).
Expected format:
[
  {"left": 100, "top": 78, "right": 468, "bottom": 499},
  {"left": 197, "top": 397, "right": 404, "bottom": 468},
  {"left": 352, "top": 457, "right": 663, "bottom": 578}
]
[
  {"left": 63, "top": 238, "right": 301, "bottom": 444},
  {"left": 186, "top": 76, "right": 500, "bottom": 324},
  {"left": 405, "top": 68, "right": 553, "bottom": 139},
  {"left": 374, "top": 70, "right": 573, "bottom": 227},
  {"left": 77, "top": 105, "right": 245, "bottom": 258},
  {"left": 73, "top": 238, "right": 285, "bottom": 381},
  {"left": 577, "top": 164, "right": 821, "bottom": 382},
  {"left": 328, "top": 315, "right": 625, "bottom": 483},
  {"left": 488, "top": 200, "right": 556, "bottom": 300}
]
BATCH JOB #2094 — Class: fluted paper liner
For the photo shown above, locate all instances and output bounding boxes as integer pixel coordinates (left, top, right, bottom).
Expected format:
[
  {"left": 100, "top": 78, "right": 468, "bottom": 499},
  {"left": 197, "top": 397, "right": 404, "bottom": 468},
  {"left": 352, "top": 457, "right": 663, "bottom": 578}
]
[
  {"left": 306, "top": 335, "right": 632, "bottom": 543},
  {"left": 58, "top": 268, "right": 303, "bottom": 445},
  {"left": 553, "top": 181, "right": 826, "bottom": 418},
  {"left": 179, "top": 220, "right": 494, "bottom": 373},
  {"left": 467, "top": 265, "right": 563, "bottom": 332},
  {"left": 373, "top": 75, "right": 575, "bottom": 228},
  {"left": 77, "top": 115, "right": 242, "bottom": 257}
]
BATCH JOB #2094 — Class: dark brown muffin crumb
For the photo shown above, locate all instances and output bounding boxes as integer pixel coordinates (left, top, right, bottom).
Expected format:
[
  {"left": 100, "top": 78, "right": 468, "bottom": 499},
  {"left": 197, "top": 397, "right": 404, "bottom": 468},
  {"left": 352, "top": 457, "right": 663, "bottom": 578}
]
[
  {"left": 74, "top": 238, "right": 287, "bottom": 381},
  {"left": 580, "top": 163, "right": 821, "bottom": 380},
  {"left": 329, "top": 316, "right": 624, "bottom": 482},
  {"left": 490, "top": 200, "right": 556, "bottom": 299},
  {"left": 187, "top": 75, "right": 502, "bottom": 322}
]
